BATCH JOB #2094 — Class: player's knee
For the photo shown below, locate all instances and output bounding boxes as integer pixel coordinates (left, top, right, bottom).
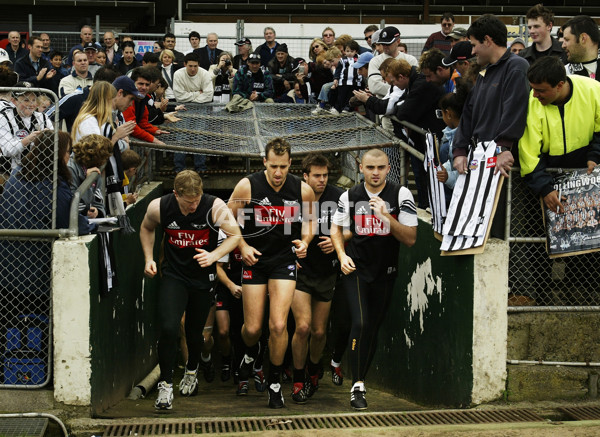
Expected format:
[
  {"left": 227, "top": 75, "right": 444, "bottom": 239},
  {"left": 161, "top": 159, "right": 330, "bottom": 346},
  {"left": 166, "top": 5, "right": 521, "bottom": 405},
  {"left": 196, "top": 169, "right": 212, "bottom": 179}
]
[
  {"left": 295, "top": 321, "right": 310, "bottom": 339},
  {"left": 244, "top": 325, "right": 262, "bottom": 340},
  {"left": 311, "top": 327, "right": 326, "bottom": 342},
  {"left": 269, "top": 320, "right": 287, "bottom": 337},
  {"left": 217, "top": 326, "right": 230, "bottom": 339}
]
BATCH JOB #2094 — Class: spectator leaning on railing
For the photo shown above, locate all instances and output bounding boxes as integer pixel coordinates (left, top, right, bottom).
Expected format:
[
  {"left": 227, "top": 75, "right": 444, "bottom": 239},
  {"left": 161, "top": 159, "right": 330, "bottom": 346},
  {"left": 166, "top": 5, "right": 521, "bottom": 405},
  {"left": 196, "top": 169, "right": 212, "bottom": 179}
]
[{"left": 0, "top": 82, "right": 53, "bottom": 171}]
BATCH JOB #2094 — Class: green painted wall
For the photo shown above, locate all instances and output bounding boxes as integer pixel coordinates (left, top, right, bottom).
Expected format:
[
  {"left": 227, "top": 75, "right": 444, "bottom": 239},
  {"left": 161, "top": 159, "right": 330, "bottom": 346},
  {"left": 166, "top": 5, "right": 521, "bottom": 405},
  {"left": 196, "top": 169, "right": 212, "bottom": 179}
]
[
  {"left": 366, "top": 220, "right": 475, "bottom": 407},
  {"left": 88, "top": 184, "right": 163, "bottom": 416}
]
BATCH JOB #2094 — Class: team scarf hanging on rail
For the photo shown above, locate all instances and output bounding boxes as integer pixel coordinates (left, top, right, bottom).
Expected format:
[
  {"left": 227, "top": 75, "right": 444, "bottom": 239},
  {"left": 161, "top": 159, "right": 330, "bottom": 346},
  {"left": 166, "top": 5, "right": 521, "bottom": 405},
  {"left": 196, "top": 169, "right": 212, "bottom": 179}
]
[{"left": 424, "top": 131, "right": 447, "bottom": 235}]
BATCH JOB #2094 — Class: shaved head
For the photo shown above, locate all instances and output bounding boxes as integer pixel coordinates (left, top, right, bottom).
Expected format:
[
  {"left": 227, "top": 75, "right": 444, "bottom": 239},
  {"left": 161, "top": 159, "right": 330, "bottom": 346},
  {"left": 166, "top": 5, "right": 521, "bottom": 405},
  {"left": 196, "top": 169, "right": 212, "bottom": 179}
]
[{"left": 362, "top": 148, "right": 389, "bottom": 164}]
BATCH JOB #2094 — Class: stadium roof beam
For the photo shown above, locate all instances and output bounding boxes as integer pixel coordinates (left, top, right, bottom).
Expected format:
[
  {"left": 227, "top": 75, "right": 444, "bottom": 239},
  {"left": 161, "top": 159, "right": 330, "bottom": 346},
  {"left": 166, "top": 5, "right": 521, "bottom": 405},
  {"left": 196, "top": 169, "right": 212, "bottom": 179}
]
[{"left": 12, "top": 0, "right": 156, "bottom": 26}]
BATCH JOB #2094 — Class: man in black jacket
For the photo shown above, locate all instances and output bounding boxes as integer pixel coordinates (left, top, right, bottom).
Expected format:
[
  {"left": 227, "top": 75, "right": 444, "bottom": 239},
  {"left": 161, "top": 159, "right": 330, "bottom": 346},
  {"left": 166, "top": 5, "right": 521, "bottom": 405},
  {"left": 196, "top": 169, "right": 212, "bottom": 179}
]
[
  {"left": 14, "top": 37, "right": 56, "bottom": 89},
  {"left": 194, "top": 32, "right": 223, "bottom": 71},
  {"left": 5, "top": 31, "right": 28, "bottom": 64}
]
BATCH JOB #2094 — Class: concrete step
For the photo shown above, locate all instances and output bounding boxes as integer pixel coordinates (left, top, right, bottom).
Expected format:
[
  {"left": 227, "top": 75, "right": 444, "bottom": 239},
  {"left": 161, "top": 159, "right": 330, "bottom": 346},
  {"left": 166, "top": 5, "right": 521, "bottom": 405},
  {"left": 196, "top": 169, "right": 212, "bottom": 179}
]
[
  {"left": 506, "top": 364, "right": 594, "bottom": 402},
  {"left": 0, "top": 388, "right": 54, "bottom": 412}
]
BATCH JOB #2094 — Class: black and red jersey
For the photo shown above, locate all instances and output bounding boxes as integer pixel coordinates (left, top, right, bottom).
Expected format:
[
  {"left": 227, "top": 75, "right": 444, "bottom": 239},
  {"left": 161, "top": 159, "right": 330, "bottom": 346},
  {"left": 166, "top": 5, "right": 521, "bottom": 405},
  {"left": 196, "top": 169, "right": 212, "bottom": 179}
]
[
  {"left": 160, "top": 192, "right": 218, "bottom": 287},
  {"left": 298, "top": 183, "right": 343, "bottom": 276},
  {"left": 347, "top": 182, "right": 401, "bottom": 282},
  {"left": 242, "top": 171, "right": 302, "bottom": 268}
]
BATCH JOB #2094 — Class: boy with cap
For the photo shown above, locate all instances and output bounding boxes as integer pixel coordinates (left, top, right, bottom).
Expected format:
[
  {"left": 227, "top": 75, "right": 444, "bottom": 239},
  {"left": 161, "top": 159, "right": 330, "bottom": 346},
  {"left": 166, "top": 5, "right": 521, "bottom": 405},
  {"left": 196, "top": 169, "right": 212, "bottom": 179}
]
[{"left": 232, "top": 54, "right": 274, "bottom": 102}]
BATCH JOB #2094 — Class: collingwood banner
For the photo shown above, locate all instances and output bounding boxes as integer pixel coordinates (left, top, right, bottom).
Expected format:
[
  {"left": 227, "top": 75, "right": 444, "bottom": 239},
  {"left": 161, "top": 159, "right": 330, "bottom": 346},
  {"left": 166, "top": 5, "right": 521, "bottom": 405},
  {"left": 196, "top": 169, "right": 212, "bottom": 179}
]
[{"left": 544, "top": 167, "right": 600, "bottom": 258}]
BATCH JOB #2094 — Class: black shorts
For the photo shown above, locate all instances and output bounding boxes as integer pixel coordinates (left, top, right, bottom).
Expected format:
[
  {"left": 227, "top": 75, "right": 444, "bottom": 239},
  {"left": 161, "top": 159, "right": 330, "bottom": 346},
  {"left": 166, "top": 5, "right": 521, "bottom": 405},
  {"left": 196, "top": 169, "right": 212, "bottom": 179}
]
[
  {"left": 215, "top": 284, "right": 243, "bottom": 312},
  {"left": 241, "top": 261, "right": 297, "bottom": 285},
  {"left": 296, "top": 269, "right": 338, "bottom": 302}
]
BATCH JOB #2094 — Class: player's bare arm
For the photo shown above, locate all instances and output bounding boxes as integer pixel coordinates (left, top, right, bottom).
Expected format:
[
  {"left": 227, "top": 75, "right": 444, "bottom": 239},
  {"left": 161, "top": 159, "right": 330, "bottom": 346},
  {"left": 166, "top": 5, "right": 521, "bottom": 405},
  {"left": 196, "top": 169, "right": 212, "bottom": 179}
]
[
  {"left": 331, "top": 222, "right": 355, "bottom": 275},
  {"left": 140, "top": 198, "right": 161, "bottom": 278},
  {"left": 194, "top": 198, "right": 242, "bottom": 267},
  {"left": 227, "top": 177, "right": 261, "bottom": 265},
  {"left": 217, "top": 262, "right": 242, "bottom": 298},
  {"left": 369, "top": 196, "right": 416, "bottom": 246},
  {"left": 294, "top": 182, "right": 316, "bottom": 259}
]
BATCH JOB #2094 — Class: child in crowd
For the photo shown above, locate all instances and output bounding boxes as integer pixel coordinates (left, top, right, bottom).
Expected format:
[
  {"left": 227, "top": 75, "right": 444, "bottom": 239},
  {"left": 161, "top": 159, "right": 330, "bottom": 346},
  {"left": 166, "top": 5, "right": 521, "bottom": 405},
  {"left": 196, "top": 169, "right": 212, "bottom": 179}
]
[
  {"left": 120, "top": 149, "right": 142, "bottom": 205},
  {"left": 436, "top": 79, "right": 472, "bottom": 202},
  {"left": 36, "top": 95, "right": 52, "bottom": 113},
  {"left": 330, "top": 40, "right": 361, "bottom": 114},
  {"left": 312, "top": 47, "right": 342, "bottom": 114}
]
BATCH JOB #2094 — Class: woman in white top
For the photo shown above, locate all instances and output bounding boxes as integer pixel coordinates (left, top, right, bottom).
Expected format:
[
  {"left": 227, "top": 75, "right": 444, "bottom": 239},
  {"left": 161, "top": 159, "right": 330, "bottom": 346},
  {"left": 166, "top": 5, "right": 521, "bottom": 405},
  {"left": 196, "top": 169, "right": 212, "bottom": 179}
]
[{"left": 160, "top": 49, "right": 179, "bottom": 101}]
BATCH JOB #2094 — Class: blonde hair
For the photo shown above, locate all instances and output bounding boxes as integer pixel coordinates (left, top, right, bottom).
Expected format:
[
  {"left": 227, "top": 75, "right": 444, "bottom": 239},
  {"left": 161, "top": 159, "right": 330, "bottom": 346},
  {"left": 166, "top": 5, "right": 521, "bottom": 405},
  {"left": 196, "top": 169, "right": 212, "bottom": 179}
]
[
  {"left": 71, "top": 82, "right": 117, "bottom": 139},
  {"left": 159, "top": 49, "right": 175, "bottom": 63},
  {"left": 174, "top": 170, "right": 203, "bottom": 197},
  {"left": 333, "top": 34, "right": 353, "bottom": 49},
  {"left": 308, "top": 38, "right": 328, "bottom": 61},
  {"left": 324, "top": 47, "right": 342, "bottom": 62}
]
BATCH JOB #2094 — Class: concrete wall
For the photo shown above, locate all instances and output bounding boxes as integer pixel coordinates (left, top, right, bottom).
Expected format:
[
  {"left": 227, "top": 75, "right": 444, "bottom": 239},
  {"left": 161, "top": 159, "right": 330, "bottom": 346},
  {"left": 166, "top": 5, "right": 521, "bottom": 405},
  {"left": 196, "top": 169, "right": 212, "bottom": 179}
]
[
  {"left": 52, "top": 182, "right": 163, "bottom": 414},
  {"left": 367, "top": 211, "right": 509, "bottom": 407}
]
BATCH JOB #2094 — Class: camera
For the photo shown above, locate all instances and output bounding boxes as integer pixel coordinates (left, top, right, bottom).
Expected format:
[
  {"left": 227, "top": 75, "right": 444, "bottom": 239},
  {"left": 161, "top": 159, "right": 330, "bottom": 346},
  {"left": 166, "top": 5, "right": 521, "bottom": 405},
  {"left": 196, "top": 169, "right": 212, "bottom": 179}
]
[{"left": 224, "top": 59, "right": 232, "bottom": 67}]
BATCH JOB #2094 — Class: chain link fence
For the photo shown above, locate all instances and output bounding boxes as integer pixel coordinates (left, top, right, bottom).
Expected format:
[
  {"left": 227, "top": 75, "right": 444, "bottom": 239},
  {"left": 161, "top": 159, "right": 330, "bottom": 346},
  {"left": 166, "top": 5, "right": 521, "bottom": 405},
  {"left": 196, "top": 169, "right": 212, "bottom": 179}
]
[
  {"left": 508, "top": 169, "right": 600, "bottom": 307},
  {"left": 0, "top": 87, "right": 60, "bottom": 388}
]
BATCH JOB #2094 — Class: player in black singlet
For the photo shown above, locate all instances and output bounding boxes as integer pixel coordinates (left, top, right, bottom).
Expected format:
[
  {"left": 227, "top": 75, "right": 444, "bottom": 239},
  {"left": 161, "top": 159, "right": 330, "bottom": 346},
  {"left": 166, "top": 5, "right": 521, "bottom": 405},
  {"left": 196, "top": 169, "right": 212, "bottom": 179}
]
[
  {"left": 227, "top": 138, "right": 315, "bottom": 408},
  {"left": 140, "top": 170, "right": 241, "bottom": 410},
  {"left": 331, "top": 149, "right": 418, "bottom": 411}
]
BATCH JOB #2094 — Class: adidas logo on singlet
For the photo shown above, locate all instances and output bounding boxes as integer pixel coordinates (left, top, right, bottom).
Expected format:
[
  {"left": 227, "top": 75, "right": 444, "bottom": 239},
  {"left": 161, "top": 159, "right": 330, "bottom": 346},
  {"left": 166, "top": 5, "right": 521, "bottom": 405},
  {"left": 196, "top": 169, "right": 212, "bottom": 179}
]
[
  {"left": 167, "top": 221, "right": 180, "bottom": 229},
  {"left": 258, "top": 197, "right": 271, "bottom": 206},
  {"left": 357, "top": 206, "right": 368, "bottom": 214}
]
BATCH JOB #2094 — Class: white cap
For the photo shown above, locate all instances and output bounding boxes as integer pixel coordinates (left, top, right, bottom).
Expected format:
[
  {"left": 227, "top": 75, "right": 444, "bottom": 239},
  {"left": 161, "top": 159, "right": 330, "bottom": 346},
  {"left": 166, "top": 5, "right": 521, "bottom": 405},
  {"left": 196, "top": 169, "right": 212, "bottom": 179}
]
[{"left": 0, "top": 48, "right": 11, "bottom": 64}]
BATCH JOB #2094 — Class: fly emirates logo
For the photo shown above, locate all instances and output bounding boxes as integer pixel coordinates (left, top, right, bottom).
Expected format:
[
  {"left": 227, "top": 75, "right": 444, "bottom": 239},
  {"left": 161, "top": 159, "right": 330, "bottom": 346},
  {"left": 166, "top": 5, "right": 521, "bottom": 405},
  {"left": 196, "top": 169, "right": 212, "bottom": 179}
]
[
  {"left": 165, "top": 228, "right": 210, "bottom": 248},
  {"left": 254, "top": 205, "right": 300, "bottom": 225},
  {"left": 354, "top": 214, "right": 397, "bottom": 236}
]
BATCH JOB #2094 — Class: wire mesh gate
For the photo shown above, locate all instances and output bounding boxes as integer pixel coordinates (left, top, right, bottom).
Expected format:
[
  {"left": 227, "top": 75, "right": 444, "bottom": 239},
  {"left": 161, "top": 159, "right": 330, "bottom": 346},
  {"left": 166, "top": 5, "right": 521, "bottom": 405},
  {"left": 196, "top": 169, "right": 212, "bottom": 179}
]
[
  {"left": 133, "top": 102, "right": 396, "bottom": 158},
  {"left": 0, "top": 86, "right": 60, "bottom": 388}
]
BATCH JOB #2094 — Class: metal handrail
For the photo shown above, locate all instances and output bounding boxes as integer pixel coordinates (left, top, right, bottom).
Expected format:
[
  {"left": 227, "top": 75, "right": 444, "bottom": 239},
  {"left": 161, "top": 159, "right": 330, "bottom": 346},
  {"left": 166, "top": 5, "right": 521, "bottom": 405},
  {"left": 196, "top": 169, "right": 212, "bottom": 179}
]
[{"left": 67, "top": 164, "right": 106, "bottom": 238}]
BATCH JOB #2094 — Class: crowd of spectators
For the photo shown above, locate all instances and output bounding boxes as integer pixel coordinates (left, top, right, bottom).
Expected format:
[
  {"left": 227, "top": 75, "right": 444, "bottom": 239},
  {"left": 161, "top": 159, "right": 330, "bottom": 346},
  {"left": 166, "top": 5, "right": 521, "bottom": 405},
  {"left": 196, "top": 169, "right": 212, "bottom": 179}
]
[{"left": 0, "top": 3, "right": 597, "bottom": 223}]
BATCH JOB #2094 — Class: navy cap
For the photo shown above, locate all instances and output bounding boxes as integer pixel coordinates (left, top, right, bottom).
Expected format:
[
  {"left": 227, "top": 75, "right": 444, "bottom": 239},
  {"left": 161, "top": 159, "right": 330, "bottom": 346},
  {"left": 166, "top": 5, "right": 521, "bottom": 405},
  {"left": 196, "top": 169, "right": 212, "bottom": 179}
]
[
  {"left": 442, "top": 41, "right": 473, "bottom": 66},
  {"left": 113, "top": 76, "right": 145, "bottom": 99}
]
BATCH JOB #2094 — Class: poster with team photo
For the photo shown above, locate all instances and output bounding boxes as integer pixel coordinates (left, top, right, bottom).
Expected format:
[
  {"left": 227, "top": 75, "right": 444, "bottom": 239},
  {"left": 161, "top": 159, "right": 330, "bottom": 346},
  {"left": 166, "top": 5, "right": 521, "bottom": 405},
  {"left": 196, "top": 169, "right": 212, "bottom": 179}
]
[{"left": 544, "top": 167, "right": 600, "bottom": 258}]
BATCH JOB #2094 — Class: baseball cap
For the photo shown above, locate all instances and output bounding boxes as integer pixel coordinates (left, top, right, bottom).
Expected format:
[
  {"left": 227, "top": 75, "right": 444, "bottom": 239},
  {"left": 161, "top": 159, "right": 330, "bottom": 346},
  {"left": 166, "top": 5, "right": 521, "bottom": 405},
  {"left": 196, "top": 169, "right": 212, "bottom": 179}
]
[
  {"left": 83, "top": 42, "right": 98, "bottom": 52},
  {"left": 371, "top": 30, "right": 382, "bottom": 45},
  {"left": 442, "top": 41, "right": 473, "bottom": 66},
  {"left": 113, "top": 76, "right": 145, "bottom": 99},
  {"left": 235, "top": 38, "right": 251, "bottom": 46},
  {"left": 291, "top": 58, "right": 306, "bottom": 73},
  {"left": 248, "top": 53, "right": 261, "bottom": 63},
  {"left": 510, "top": 37, "right": 526, "bottom": 48},
  {"left": 353, "top": 52, "right": 373, "bottom": 69},
  {"left": 0, "top": 48, "right": 11, "bottom": 64},
  {"left": 13, "top": 81, "right": 34, "bottom": 96},
  {"left": 378, "top": 26, "right": 400, "bottom": 45},
  {"left": 448, "top": 27, "right": 467, "bottom": 40}
]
